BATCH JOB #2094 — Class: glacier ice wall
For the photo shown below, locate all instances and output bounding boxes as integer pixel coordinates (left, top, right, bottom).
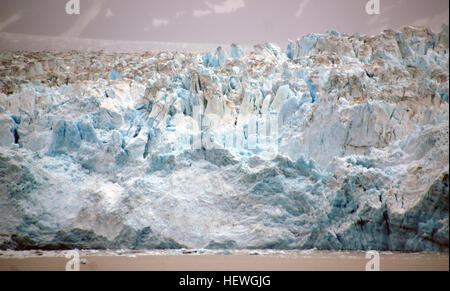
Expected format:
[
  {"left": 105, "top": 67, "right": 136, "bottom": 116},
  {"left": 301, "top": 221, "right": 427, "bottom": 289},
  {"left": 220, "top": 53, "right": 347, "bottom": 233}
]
[{"left": 0, "top": 26, "right": 448, "bottom": 251}]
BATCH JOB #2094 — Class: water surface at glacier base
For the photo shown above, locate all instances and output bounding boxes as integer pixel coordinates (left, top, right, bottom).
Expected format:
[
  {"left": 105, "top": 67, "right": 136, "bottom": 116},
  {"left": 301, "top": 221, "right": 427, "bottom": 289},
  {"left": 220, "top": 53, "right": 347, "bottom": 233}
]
[{"left": 0, "top": 250, "right": 448, "bottom": 271}]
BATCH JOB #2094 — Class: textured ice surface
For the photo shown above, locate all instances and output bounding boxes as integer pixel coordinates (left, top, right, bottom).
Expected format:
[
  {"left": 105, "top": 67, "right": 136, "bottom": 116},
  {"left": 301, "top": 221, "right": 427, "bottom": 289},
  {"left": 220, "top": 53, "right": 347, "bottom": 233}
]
[{"left": 0, "top": 26, "right": 448, "bottom": 251}]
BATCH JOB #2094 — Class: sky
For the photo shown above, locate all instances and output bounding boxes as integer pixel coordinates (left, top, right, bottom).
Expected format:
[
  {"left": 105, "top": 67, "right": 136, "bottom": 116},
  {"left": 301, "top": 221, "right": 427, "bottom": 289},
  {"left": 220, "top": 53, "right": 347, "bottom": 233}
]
[{"left": 0, "top": 0, "right": 448, "bottom": 47}]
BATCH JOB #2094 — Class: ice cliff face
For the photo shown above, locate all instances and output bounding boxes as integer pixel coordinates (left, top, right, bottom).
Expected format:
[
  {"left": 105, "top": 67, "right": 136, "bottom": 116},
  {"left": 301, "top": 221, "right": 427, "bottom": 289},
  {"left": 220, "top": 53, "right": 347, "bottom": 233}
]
[{"left": 0, "top": 26, "right": 448, "bottom": 251}]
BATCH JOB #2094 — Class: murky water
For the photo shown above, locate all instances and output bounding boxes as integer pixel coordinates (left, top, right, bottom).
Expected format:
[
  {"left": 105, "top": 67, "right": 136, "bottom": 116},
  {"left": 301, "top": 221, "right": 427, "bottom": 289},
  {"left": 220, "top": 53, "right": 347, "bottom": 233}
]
[{"left": 0, "top": 250, "right": 448, "bottom": 271}]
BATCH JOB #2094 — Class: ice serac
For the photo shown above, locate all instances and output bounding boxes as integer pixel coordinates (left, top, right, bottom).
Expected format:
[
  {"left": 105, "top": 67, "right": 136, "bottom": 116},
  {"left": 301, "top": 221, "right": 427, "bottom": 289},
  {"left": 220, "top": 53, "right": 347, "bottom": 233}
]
[
  {"left": 0, "top": 26, "right": 448, "bottom": 251},
  {"left": 230, "top": 43, "right": 245, "bottom": 59}
]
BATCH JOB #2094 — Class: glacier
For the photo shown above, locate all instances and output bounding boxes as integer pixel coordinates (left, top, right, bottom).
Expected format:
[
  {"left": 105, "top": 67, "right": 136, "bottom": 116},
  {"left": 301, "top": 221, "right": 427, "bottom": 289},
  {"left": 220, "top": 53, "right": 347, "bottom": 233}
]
[{"left": 0, "top": 25, "right": 448, "bottom": 251}]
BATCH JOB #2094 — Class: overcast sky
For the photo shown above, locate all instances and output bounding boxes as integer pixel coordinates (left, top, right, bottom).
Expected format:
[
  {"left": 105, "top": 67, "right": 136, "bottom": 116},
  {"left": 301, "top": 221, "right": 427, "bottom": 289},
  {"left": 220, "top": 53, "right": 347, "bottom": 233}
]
[{"left": 0, "top": 0, "right": 448, "bottom": 46}]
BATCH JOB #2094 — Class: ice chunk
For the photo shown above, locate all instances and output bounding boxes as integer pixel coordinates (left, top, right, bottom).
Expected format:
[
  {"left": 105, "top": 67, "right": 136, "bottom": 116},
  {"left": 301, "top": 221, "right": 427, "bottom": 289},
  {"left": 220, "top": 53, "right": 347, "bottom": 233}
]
[
  {"left": 230, "top": 43, "right": 245, "bottom": 59},
  {"left": 109, "top": 69, "right": 122, "bottom": 81}
]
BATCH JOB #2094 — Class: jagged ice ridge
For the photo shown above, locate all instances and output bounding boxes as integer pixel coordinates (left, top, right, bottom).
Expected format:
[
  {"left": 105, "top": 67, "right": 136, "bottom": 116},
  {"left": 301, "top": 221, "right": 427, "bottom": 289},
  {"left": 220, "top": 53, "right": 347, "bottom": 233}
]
[{"left": 0, "top": 25, "right": 449, "bottom": 251}]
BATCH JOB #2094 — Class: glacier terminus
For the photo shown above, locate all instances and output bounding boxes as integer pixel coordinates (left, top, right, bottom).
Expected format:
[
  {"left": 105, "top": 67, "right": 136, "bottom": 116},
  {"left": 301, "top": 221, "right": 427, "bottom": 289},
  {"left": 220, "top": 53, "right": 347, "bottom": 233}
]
[{"left": 0, "top": 25, "right": 448, "bottom": 251}]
